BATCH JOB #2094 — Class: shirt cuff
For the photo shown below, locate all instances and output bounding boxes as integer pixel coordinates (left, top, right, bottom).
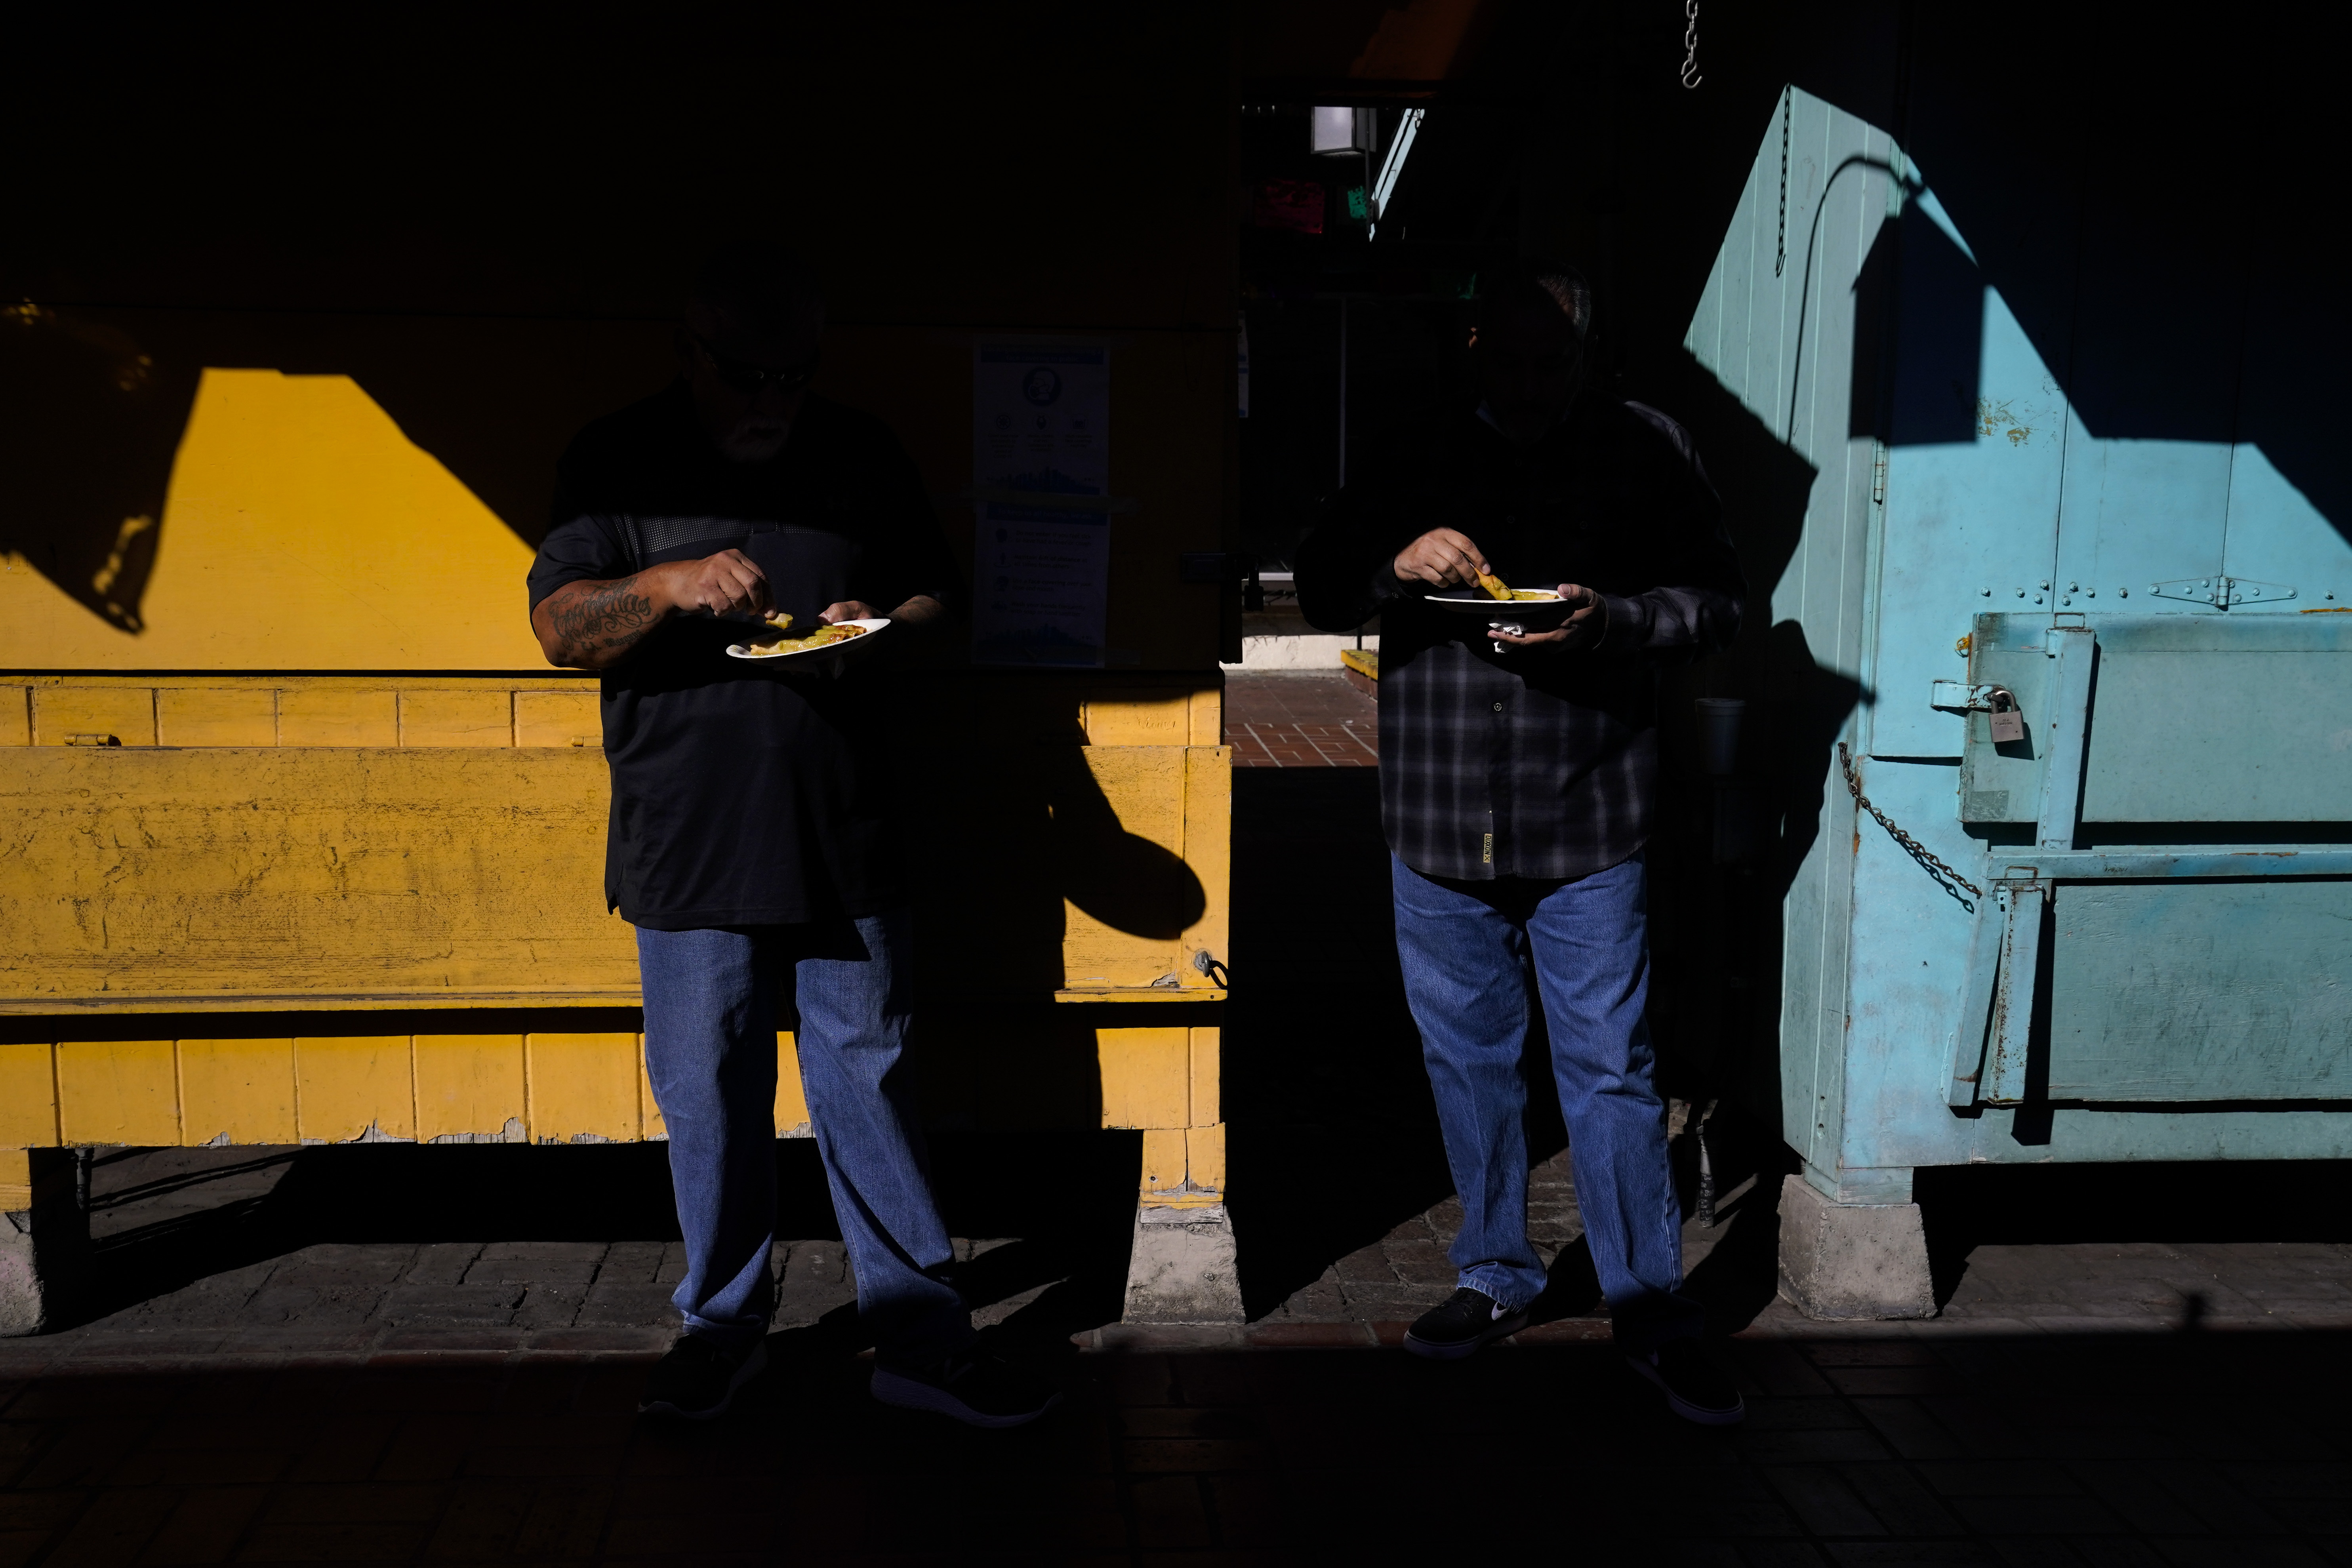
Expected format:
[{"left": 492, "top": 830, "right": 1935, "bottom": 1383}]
[{"left": 1593, "top": 593, "right": 1643, "bottom": 650}]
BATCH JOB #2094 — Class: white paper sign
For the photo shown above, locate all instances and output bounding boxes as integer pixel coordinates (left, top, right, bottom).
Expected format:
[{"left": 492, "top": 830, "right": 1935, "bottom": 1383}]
[{"left": 970, "top": 343, "right": 1112, "bottom": 666}]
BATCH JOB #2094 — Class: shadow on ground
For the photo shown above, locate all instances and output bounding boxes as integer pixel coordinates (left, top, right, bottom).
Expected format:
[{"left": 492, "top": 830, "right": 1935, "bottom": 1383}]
[{"left": 74, "top": 1131, "right": 1142, "bottom": 1349}]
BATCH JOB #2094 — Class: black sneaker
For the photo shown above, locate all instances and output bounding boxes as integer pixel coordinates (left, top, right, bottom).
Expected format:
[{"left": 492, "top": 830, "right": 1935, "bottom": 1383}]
[
  {"left": 638, "top": 1334, "right": 768, "bottom": 1420},
  {"left": 1403, "top": 1287, "right": 1531, "bottom": 1360},
  {"left": 871, "top": 1345, "right": 1062, "bottom": 1429},
  {"left": 1626, "top": 1339, "right": 1745, "bottom": 1425}
]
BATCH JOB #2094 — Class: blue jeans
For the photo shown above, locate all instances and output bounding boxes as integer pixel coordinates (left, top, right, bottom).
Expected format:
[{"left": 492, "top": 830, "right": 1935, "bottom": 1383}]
[
  {"left": 1391, "top": 853, "right": 1703, "bottom": 1351},
  {"left": 635, "top": 909, "right": 973, "bottom": 1362}
]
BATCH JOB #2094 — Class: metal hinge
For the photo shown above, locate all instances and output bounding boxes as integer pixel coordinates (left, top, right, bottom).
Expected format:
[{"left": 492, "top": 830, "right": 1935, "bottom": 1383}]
[{"left": 2150, "top": 575, "right": 2295, "bottom": 607}]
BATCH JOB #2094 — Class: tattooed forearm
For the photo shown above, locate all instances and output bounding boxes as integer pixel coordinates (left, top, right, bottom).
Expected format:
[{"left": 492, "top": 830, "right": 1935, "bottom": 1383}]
[{"left": 537, "top": 575, "right": 663, "bottom": 668}]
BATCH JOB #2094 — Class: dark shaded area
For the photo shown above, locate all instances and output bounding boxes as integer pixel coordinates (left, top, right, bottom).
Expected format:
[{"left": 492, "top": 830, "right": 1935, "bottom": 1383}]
[
  {"left": 0, "top": 1009, "right": 650, "bottom": 1049},
  {"left": 1853, "top": 198, "right": 1985, "bottom": 445},
  {"left": 11, "top": 1324, "right": 2352, "bottom": 1560},
  {"left": 1919, "top": 1160, "right": 2352, "bottom": 1309},
  {"left": 890, "top": 677, "right": 1211, "bottom": 1010},
  {"left": 1223, "top": 768, "right": 1457, "bottom": 1318},
  {"left": 69, "top": 1130, "right": 1143, "bottom": 1349},
  {"left": 0, "top": 308, "right": 194, "bottom": 631},
  {"left": 2, "top": 8, "right": 1236, "bottom": 642}
]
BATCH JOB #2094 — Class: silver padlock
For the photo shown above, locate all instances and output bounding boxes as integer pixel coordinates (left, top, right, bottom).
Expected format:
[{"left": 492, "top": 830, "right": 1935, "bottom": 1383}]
[{"left": 1987, "top": 687, "right": 2024, "bottom": 743}]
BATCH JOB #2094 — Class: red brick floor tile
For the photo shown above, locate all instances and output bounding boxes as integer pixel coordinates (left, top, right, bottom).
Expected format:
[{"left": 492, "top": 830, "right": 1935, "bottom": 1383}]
[
  {"left": 1127, "top": 1474, "right": 1212, "bottom": 1550},
  {"left": 234, "top": 1517, "right": 434, "bottom": 1562},
  {"left": 33, "top": 1485, "right": 179, "bottom": 1568},
  {"left": 134, "top": 1484, "right": 269, "bottom": 1566},
  {"left": 1224, "top": 674, "right": 1378, "bottom": 767}
]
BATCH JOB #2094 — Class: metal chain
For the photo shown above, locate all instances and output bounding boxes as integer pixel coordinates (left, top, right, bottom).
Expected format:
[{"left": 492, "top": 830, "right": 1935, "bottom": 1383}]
[
  {"left": 1838, "top": 742, "right": 1982, "bottom": 903},
  {"left": 1774, "top": 87, "right": 1790, "bottom": 276},
  {"left": 1680, "top": 0, "right": 1703, "bottom": 89}
]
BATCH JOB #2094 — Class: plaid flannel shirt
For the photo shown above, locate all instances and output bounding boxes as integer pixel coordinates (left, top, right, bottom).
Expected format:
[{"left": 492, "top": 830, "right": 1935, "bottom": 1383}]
[{"left": 1295, "top": 398, "right": 1744, "bottom": 882}]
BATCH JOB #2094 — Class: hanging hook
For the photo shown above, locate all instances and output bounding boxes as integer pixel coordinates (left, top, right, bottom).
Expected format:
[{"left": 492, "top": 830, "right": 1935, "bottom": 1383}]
[{"left": 1680, "top": 0, "right": 1703, "bottom": 89}]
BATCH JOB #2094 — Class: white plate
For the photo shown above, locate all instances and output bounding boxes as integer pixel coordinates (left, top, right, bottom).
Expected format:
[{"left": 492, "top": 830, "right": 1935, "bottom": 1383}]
[
  {"left": 726, "top": 617, "right": 891, "bottom": 660},
  {"left": 1422, "top": 591, "right": 1563, "bottom": 614}
]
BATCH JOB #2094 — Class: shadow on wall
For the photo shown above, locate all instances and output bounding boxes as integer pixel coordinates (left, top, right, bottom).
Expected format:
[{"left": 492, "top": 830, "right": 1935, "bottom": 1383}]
[
  {"left": 1631, "top": 345, "right": 1864, "bottom": 1120},
  {"left": 887, "top": 677, "right": 1210, "bottom": 1128},
  {"left": 0, "top": 305, "right": 675, "bottom": 631},
  {"left": 1820, "top": 10, "right": 2350, "bottom": 541}
]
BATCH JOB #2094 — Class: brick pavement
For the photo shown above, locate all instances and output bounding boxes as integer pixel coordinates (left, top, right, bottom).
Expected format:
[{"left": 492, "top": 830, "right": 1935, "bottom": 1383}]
[
  {"left": 6, "top": 1314, "right": 2352, "bottom": 1564},
  {"left": 12, "top": 1144, "right": 2352, "bottom": 1563},
  {"left": 1224, "top": 673, "right": 1377, "bottom": 768}
]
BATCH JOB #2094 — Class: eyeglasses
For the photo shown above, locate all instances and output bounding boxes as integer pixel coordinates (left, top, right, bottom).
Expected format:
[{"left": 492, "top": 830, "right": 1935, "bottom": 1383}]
[{"left": 691, "top": 335, "right": 820, "bottom": 396}]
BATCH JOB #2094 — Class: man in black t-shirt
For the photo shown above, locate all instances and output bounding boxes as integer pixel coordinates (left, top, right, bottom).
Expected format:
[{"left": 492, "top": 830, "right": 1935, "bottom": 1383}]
[{"left": 528, "top": 243, "right": 1056, "bottom": 1426}]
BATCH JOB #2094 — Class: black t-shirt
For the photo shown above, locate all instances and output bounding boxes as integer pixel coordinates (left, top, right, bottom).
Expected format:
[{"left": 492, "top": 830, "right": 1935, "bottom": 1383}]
[{"left": 526, "top": 384, "right": 958, "bottom": 930}]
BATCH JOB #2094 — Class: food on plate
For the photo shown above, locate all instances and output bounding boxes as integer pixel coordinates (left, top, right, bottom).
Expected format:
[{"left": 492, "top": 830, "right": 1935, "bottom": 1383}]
[
  {"left": 743, "top": 621, "right": 871, "bottom": 656},
  {"left": 1463, "top": 569, "right": 1559, "bottom": 602}
]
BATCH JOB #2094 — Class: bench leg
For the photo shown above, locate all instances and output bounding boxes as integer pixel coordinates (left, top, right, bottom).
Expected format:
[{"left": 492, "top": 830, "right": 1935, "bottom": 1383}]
[
  {"left": 2, "top": 1149, "right": 88, "bottom": 1336},
  {"left": 1122, "top": 1125, "right": 1243, "bottom": 1324},
  {"left": 1776, "top": 1167, "right": 1935, "bottom": 1321}
]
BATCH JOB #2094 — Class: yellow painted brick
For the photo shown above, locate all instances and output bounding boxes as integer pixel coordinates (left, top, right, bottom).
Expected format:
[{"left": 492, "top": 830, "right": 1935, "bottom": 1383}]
[
  {"left": 278, "top": 687, "right": 398, "bottom": 746},
  {"left": 57, "top": 1040, "right": 180, "bottom": 1145},
  {"left": 0, "top": 1146, "right": 31, "bottom": 1209},
  {"left": 1185, "top": 1122, "right": 1226, "bottom": 1194},
  {"left": 1179, "top": 746, "right": 1231, "bottom": 989},
  {"left": 776, "top": 1033, "right": 809, "bottom": 1135},
  {"left": 34, "top": 686, "right": 154, "bottom": 746},
  {"left": 295, "top": 1037, "right": 415, "bottom": 1143},
  {"left": 1188, "top": 685, "right": 1223, "bottom": 747},
  {"left": 638, "top": 1038, "right": 665, "bottom": 1139},
  {"left": 527, "top": 1033, "right": 640, "bottom": 1143},
  {"left": 1098, "top": 1027, "right": 1189, "bottom": 1130},
  {"left": 415, "top": 1034, "right": 526, "bottom": 1141},
  {"left": 0, "top": 686, "right": 29, "bottom": 745},
  {"left": 1059, "top": 745, "right": 1190, "bottom": 988},
  {"left": 1188, "top": 1027, "right": 1220, "bottom": 1127},
  {"left": 1140, "top": 1127, "right": 1188, "bottom": 1196},
  {"left": 515, "top": 689, "right": 601, "bottom": 748},
  {"left": 157, "top": 688, "right": 276, "bottom": 747},
  {"left": 400, "top": 690, "right": 512, "bottom": 747},
  {"left": 0, "top": 1043, "right": 59, "bottom": 1145},
  {"left": 1084, "top": 689, "right": 1190, "bottom": 747},
  {"left": 179, "top": 1038, "right": 298, "bottom": 1144}
]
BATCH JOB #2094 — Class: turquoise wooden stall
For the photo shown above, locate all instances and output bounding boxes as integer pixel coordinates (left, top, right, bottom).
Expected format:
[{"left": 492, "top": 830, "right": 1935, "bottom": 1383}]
[{"left": 1687, "top": 85, "right": 2352, "bottom": 1317}]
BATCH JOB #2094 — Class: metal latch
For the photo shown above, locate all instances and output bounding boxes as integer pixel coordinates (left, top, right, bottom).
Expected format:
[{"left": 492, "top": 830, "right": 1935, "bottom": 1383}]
[
  {"left": 2150, "top": 576, "right": 2296, "bottom": 607},
  {"left": 1930, "top": 682, "right": 2017, "bottom": 714}
]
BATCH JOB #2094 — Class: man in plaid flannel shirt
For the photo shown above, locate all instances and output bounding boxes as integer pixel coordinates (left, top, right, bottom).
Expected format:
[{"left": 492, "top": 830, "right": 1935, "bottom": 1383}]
[{"left": 1295, "top": 261, "right": 1747, "bottom": 1424}]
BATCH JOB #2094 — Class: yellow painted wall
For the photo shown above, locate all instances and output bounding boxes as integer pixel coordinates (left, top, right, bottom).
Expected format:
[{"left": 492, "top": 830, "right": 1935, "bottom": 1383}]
[{"left": 0, "top": 370, "right": 545, "bottom": 672}]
